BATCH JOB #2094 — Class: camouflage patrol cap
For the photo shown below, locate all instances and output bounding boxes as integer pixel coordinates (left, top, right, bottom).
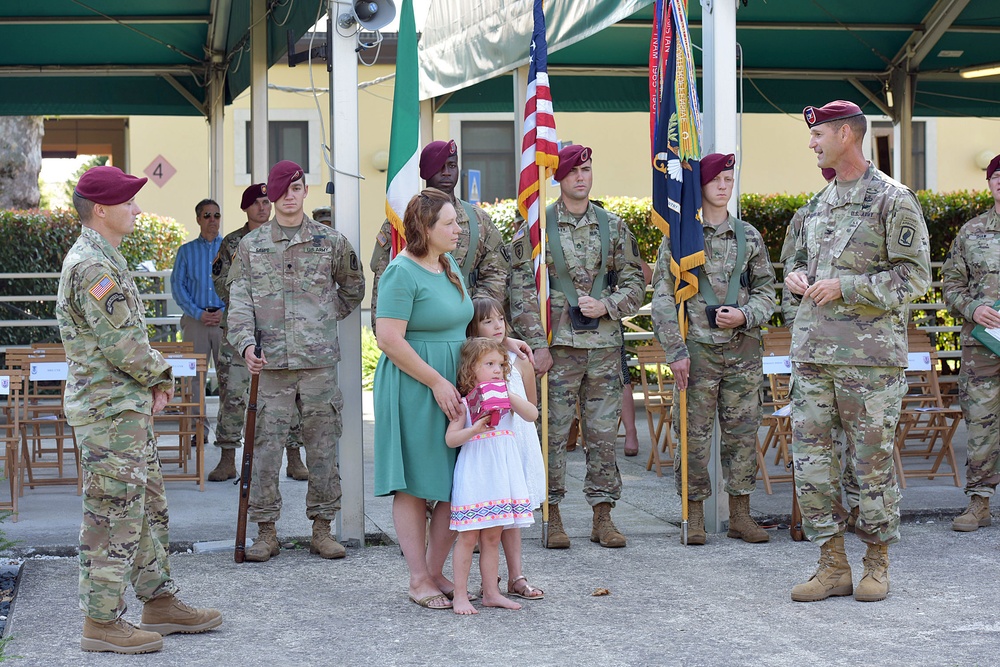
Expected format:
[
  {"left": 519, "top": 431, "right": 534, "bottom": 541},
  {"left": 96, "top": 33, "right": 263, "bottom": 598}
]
[{"left": 75, "top": 166, "right": 147, "bottom": 205}]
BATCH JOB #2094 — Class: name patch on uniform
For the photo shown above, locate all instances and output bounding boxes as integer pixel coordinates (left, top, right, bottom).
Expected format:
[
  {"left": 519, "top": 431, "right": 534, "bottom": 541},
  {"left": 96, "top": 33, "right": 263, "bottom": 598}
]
[
  {"left": 898, "top": 224, "right": 916, "bottom": 247},
  {"left": 105, "top": 292, "right": 126, "bottom": 314},
  {"left": 89, "top": 274, "right": 116, "bottom": 300}
]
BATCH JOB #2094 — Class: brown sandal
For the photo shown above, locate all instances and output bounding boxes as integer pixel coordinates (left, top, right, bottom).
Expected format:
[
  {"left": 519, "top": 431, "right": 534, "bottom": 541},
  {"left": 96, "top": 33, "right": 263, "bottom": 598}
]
[{"left": 507, "top": 575, "right": 545, "bottom": 600}]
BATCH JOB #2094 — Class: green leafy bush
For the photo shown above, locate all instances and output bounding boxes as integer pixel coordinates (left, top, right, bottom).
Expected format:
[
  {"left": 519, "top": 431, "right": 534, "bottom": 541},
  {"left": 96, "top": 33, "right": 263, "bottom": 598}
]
[
  {"left": 361, "top": 326, "right": 381, "bottom": 390},
  {"left": 0, "top": 208, "right": 185, "bottom": 347}
]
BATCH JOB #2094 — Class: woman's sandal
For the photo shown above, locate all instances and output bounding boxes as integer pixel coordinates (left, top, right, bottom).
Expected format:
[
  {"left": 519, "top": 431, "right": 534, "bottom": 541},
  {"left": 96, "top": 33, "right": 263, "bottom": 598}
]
[{"left": 507, "top": 575, "right": 545, "bottom": 600}]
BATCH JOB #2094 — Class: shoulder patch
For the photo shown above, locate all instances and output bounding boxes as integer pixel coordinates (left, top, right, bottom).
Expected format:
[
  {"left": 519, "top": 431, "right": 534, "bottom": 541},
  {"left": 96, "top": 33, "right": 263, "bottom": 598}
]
[
  {"left": 513, "top": 239, "right": 524, "bottom": 261},
  {"left": 500, "top": 244, "right": 511, "bottom": 263},
  {"left": 104, "top": 292, "right": 127, "bottom": 315},
  {"left": 376, "top": 230, "right": 389, "bottom": 247},
  {"left": 88, "top": 274, "right": 117, "bottom": 300},
  {"left": 212, "top": 255, "right": 223, "bottom": 277},
  {"left": 349, "top": 250, "right": 359, "bottom": 271},
  {"left": 897, "top": 224, "right": 916, "bottom": 248}
]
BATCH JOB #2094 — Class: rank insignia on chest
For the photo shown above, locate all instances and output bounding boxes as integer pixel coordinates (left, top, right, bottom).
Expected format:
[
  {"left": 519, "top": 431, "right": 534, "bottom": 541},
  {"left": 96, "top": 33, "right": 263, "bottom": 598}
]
[
  {"left": 898, "top": 224, "right": 916, "bottom": 247},
  {"left": 311, "top": 235, "right": 324, "bottom": 248},
  {"left": 88, "top": 274, "right": 117, "bottom": 300}
]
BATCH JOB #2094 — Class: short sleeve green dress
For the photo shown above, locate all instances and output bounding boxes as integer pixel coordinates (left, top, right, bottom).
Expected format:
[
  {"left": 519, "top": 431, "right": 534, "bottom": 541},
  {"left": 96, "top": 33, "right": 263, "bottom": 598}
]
[{"left": 373, "top": 255, "right": 473, "bottom": 501}]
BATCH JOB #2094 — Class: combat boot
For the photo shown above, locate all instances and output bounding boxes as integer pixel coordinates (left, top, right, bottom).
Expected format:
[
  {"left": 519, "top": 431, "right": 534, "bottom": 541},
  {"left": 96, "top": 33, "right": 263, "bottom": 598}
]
[
  {"left": 82, "top": 617, "right": 162, "bottom": 654},
  {"left": 790, "top": 534, "right": 853, "bottom": 602},
  {"left": 846, "top": 505, "right": 860, "bottom": 533},
  {"left": 951, "top": 495, "right": 991, "bottom": 532},
  {"left": 245, "top": 521, "right": 280, "bottom": 562},
  {"left": 727, "top": 494, "right": 770, "bottom": 543},
  {"left": 854, "top": 543, "right": 890, "bottom": 602},
  {"left": 591, "top": 502, "right": 627, "bottom": 548},
  {"left": 140, "top": 594, "right": 223, "bottom": 635},
  {"left": 682, "top": 500, "right": 707, "bottom": 545},
  {"left": 207, "top": 448, "right": 237, "bottom": 482},
  {"left": 286, "top": 447, "right": 309, "bottom": 481},
  {"left": 544, "top": 504, "right": 570, "bottom": 549},
  {"left": 310, "top": 518, "right": 346, "bottom": 559}
]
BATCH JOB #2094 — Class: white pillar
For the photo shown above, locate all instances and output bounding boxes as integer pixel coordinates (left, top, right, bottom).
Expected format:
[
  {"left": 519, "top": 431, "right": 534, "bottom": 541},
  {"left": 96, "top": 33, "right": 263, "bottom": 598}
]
[
  {"left": 698, "top": 0, "right": 737, "bottom": 533},
  {"left": 513, "top": 65, "right": 528, "bottom": 156},
  {"left": 208, "top": 67, "right": 225, "bottom": 212},
  {"left": 250, "top": 0, "right": 269, "bottom": 182},
  {"left": 419, "top": 99, "right": 434, "bottom": 146},
  {"left": 329, "top": 2, "right": 365, "bottom": 546}
]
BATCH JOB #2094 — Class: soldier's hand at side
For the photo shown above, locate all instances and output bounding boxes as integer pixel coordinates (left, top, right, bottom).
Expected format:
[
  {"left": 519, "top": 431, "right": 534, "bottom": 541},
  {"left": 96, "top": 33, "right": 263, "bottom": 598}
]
[
  {"left": 151, "top": 386, "right": 173, "bottom": 414},
  {"left": 532, "top": 347, "right": 554, "bottom": 376},
  {"left": 714, "top": 306, "right": 747, "bottom": 329},
  {"left": 973, "top": 304, "right": 1000, "bottom": 329},
  {"left": 578, "top": 295, "right": 608, "bottom": 319},
  {"left": 785, "top": 271, "right": 810, "bottom": 296},
  {"left": 669, "top": 358, "right": 690, "bottom": 392},
  {"left": 802, "top": 278, "right": 842, "bottom": 307},
  {"left": 243, "top": 346, "right": 267, "bottom": 375}
]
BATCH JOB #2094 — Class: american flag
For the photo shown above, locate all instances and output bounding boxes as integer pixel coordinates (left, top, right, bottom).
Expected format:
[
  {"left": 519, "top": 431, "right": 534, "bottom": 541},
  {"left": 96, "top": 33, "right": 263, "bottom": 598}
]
[
  {"left": 89, "top": 274, "right": 116, "bottom": 300},
  {"left": 516, "top": 0, "right": 559, "bottom": 342}
]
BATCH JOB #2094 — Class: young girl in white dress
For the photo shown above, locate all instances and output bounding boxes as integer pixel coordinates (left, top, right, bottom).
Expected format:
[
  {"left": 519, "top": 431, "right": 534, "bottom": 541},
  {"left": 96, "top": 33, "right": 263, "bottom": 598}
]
[
  {"left": 448, "top": 337, "right": 538, "bottom": 615},
  {"left": 467, "top": 297, "right": 546, "bottom": 601}
]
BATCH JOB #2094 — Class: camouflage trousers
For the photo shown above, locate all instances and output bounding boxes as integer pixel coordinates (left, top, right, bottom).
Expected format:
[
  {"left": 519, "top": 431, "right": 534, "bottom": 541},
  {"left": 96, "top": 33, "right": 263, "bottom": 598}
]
[
  {"left": 959, "top": 345, "right": 1000, "bottom": 497},
  {"left": 76, "top": 411, "right": 178, "bottom": 621},
  {"left": 216, "top": 339, "right": 303, "bottom": 450},
  {"left": 790, "top": 362, "right": 906, "bottom": 546},
  {"left": 672, "top": 335, "right": 763, "bottom": 501},
  {"left": 543, "top": 345, "right": 623, "bottom": 507},
  {"left": 249, "top": 367, "right": 343, "bottom": 523}
]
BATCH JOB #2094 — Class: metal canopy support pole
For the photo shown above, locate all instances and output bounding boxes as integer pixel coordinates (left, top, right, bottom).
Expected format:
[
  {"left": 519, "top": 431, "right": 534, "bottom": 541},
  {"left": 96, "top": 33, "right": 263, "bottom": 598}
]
[
  {"left": 513, "top": 65, "right": 528, "bottom": 164},
  {"left": 249, "top": 0, "right": 268, "bottom": 182},
  {"left": 208, "top": 68, "right": 225, "bottom": 210},
  {"left": 898, "top": 72, "right": 915, "bottom": 188},
  {"left": 329, "top": 1, "right": 365, "bottom": 547},
  {"left": 699, "top": 0, "right": 737, "bottom": 534}
]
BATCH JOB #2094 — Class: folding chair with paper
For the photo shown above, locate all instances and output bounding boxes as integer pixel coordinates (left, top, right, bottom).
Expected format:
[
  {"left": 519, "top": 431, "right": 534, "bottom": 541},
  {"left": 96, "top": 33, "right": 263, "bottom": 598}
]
[
  {"left": 0, "top": 370, "right": 26, "bottom": 520},
  {"left": 757, "top": 329, "right": 795, "bottom": 494},
  {"left": 154, "top": 353, "right": 208, "bottom": 490}
]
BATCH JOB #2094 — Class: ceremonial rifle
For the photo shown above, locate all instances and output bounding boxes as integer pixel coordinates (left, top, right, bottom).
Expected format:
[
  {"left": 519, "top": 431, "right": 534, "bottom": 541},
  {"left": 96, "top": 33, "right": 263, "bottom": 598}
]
[{"left": 234, "top": 329, "right": 262, "bottom": 563}]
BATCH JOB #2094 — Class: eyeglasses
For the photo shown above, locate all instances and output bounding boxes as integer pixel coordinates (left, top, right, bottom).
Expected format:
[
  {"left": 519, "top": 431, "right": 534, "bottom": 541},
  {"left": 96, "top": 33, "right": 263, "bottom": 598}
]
[{"left": 201, "top": 212, "right": 221, "bottom": 219}]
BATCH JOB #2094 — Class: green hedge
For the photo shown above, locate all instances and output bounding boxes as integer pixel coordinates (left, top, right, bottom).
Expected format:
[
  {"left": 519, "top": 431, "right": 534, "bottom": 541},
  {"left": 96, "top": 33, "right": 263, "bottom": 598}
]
[
  {"left": 482, "top": 190, "right": 994, "bottom": 264},
  {"left": 0, "top": 208, "right": 186, "bottom": 347}
]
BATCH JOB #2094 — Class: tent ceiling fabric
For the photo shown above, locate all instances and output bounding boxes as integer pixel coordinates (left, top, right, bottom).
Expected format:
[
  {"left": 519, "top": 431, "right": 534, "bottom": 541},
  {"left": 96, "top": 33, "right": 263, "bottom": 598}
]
[
  {"left": 0, "top": 0, "right": 324, "bottom": 116},
  {"left": 420, "top": 0, "right": 1000, "bottom": 117}
]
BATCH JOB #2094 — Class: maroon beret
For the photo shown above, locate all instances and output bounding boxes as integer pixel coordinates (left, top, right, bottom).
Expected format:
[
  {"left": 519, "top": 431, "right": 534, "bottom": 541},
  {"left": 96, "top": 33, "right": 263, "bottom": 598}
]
[
  {"left": 554, "top": 145, "right": 593, "bottom": 182},
  {"left": 986, "top": 154, "right": 1000, "bottom": 180},
  {"left": 821, "top": 167, "right": 837, "bottom": 181},
  {"left": 419, "top": 140, "right": 457, "bottom": 181},
  {"left": 803, "top": 100, "right": 864, "bottom": 128},
  {"left": 700, "top": 153, "right": 735, "bottom": 186},
  {"left": 240, "top": 183, "right": 267, "bottom": 210},
  {"left": 74, "top": 166, "right": 147, "bottom": 205},
  {"left": 266, "top": 160, "right": 304, "bottom": 202}
]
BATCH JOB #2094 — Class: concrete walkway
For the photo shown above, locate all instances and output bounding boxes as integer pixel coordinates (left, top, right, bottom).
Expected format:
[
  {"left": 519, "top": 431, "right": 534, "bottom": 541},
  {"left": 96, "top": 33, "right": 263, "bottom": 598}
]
[{"left": 5, "top": 392, "right": 991, "bottom": 666}]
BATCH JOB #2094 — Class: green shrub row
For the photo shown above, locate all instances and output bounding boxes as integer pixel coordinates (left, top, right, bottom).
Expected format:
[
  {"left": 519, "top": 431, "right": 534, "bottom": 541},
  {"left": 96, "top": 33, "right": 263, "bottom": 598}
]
[
  {"left": 482, "top": 189, "right": 994, "bottom": 264},
  {"left": 0, "top": 208, "right": 186, "bottom": 347}
]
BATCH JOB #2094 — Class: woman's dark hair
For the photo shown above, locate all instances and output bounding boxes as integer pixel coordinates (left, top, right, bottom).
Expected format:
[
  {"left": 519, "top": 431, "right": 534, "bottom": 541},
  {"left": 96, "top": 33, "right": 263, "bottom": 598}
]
[{"left": 402, "top": 188, "right": 464, "bottom": 298}]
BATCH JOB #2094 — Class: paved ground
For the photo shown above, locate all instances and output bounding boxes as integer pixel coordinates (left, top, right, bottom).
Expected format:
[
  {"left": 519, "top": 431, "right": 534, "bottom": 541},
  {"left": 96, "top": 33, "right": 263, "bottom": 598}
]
[{"left": 5, "top": 392, "right": 991, "bottom": 666}]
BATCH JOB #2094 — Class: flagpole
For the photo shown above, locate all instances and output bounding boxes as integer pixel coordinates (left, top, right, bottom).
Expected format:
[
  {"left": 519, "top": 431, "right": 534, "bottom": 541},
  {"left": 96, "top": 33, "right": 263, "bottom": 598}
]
[
  {"left": 538, "top": 165, "right": 550, "bottom": 543},
  {"left": 679, "top": 302, "right": 689, "bottom": 545}
]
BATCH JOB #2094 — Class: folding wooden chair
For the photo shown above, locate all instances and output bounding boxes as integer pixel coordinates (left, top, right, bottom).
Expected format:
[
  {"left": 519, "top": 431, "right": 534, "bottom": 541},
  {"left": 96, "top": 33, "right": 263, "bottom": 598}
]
[
  {"left": 757, "top": 328, "right": 795, "bottom": 494},
  {"left": 0, "top": 370, "right": 25, "bottom": 521},
  {"left": 154, "top": 353, "right": 208, "bottom": 490},
  {"left": 635, "top": 342, "right": 676, "bottom": 477}
]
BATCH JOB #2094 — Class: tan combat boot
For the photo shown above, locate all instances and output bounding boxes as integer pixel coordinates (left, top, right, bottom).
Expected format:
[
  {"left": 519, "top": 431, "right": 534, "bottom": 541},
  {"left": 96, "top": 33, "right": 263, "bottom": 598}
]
[
  {"left": 790, "top": 534, "right": 853, "bottom": 602},
  {"left": 544, "top": 504, "right": 570, "bottom": 549},
  {"left": 727, "top": 494, "right": 770, "bottom": 543},
  {"left": 854, "top": 543, "right": 890, "bottom": 602},
  {"left": 140, "top": 594, "right": 223, "bottom": 635},
  {"left": 310, "top": 518, "right": 346, "bottom": 559},
  {"left": 285, "top": 447, "right": 309, "bottom": 481},
  {"left": 82, "top": 617, "right": 163, "bottom": 654},
  {"left": 951, "top": 495, "right": 991, "bottom": 532},
  {"left": 591, "top": 502, "right": 627, "bottom": 548},
  {"left": 207, "top": 448, "right": 237, "bottom": 482},
  {"left": 245, "top": 521, "right": 280, "bottom": 562},
  {"left": 682, "top": 500, "right": 707, "bottom": 545}
]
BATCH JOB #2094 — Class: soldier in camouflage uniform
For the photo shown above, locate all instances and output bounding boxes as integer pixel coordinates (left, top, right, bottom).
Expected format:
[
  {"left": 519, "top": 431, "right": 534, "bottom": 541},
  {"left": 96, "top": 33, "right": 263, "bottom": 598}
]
[
  {"left": 942, "top": 153, "right": 1000, "bottom": 532},
  {"left": 785, "top": 101, "right": 931, "bottom": 604},
  {"left": 651, "top": 153, "right": 776, "bottom": 546},
  {"left": 57, "top": 166, "right": 222, "bottom": 654},
  {"left": 208, "top": 184, "right": 307, "bottom": 482},
  {"left": 227, "top": 161, "right": 365, "bottom": 562},
  {"left": 370, "top": 139, "right": 508, "bottom": 330},
  {"left": 509, "top": 145, "right": 645, "bottom": 549}
]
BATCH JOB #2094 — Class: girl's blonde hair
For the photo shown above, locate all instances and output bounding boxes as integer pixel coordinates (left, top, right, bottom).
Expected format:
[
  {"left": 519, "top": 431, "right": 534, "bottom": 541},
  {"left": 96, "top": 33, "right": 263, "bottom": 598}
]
[
  {"left": 457, "top": 337, "right": 510, "bottom": 395},
  {"left": 466, "top": 295, "right": 509, "bottom": 339}
]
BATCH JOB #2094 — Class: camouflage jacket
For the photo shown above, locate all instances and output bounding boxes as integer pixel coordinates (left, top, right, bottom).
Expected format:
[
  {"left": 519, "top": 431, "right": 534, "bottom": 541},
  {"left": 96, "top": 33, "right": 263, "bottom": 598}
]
[
  {"left": 56, "top": 226, "right": 174, "bottom": 426},
  {"left": 651, "top": 216, "right": 776, "bottom": 364},
  {"left": 941, "top": 207, "right": 1000, "bottom": 348},
  {"left": 778, "top": 193, "right": 829, "bottom": 328},
  {"left": 226, "top": 216, "right": 366, "bottom": 369},
  {"left": 509, "top": 200, "right": 645, "bottom": 350},
  {"left": 369, "top": 199, "right": 509, "bottom": 328},
  {"left": 211, "top": 222, "right": 251, "bottom": 328},
  {"left": 788, "top": 164, "right": 931, "bottom": 367}
]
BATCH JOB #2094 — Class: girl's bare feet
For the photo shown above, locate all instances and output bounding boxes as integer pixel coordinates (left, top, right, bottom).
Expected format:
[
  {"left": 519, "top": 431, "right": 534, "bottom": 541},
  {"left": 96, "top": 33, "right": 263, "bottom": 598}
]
[
  {"left": 481, "top": 592, "right": 522, "bottom": 610},
  {"left": 452, "top": 597, "right": 478, "bottom": 615}
]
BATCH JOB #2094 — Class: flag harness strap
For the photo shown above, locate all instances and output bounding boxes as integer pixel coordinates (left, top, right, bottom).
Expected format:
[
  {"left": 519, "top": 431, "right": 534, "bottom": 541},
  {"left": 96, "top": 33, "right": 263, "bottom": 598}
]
[
  {"left": 698, "top": 217, "right": 746, "bottom": 306},
  {"left": 544, "top": 202, "right": 610, "bottom": 307},
  {"left": 458, "top": 199, "right": 480, "bottom": 288}
]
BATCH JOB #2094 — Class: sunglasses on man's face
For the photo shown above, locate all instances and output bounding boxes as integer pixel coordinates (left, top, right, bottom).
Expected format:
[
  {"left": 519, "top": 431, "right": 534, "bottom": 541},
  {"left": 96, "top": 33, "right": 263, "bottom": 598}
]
[{"left": 201, "top": 212, "right": 221, "bottom": 219}]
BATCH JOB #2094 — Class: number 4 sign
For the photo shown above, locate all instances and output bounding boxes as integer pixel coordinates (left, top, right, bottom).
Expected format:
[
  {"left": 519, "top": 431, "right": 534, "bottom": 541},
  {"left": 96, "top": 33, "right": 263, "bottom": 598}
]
[{"left": 144, "top": 155, "right": 177, "bottom": 187}]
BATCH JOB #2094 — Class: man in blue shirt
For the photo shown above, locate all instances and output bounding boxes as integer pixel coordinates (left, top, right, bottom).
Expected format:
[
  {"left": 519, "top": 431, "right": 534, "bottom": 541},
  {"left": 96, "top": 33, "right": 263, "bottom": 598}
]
[{"left": 171, "top": 199, "right": 225, "bottom": 370}]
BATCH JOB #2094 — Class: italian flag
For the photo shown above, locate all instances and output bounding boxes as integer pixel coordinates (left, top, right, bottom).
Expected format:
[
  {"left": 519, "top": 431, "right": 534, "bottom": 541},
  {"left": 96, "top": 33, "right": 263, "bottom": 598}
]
[{"left": 384, "top": 0, "right": 419, "bottom": 257}]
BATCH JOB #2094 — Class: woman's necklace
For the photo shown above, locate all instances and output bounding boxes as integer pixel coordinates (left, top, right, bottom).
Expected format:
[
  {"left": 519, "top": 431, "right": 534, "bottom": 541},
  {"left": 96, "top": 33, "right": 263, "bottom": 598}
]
[{"left": 410, "top": 254, "right": 443, "bottom": 273}]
